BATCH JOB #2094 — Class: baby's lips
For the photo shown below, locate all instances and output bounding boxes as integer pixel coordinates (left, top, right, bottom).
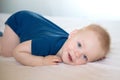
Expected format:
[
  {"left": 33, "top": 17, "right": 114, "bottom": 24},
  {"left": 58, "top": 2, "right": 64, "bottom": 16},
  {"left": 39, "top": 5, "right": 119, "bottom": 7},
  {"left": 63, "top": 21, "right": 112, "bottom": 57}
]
[{"left": 68, "top": 53, "right": 73, "bottom": 62}]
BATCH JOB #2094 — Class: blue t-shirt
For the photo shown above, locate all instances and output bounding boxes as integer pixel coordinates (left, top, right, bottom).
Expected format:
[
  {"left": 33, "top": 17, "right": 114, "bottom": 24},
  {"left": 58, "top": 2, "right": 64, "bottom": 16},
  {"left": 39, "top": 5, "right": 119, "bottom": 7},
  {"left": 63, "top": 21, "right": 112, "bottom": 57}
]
[{"left": 5, "top": 10, "right": 69, "bottom": 56}]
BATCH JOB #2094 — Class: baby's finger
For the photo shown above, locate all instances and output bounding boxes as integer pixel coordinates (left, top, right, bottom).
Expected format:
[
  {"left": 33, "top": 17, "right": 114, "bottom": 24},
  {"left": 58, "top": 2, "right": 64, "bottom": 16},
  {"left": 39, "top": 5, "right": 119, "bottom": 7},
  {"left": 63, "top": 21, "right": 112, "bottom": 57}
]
[{"left": 53, "top": 58, "right": 62, "bottom": 63}]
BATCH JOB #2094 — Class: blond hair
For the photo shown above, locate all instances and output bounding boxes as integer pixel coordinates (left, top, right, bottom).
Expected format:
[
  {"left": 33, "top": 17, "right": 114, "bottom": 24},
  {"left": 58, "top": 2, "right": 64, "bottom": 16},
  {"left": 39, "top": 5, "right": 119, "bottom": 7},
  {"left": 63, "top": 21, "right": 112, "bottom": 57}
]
[{"left": 82, "top": 24, "right": 110, "bottom": 56}]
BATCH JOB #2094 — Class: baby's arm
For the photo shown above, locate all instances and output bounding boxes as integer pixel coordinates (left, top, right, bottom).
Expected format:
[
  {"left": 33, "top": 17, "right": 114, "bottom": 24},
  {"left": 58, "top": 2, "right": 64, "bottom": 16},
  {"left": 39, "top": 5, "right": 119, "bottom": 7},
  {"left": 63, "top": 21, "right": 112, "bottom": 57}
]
[{"left": 13, "top": 40, "right": 62, "bottom": 66}]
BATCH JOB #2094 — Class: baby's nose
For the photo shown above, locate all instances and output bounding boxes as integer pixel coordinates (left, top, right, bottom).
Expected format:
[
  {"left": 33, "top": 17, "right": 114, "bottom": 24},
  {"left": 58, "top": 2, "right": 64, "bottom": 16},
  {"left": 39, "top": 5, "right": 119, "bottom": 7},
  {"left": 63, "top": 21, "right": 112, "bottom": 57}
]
[{"left": 75, "top": 51, "right": 82, "bottom": 58}]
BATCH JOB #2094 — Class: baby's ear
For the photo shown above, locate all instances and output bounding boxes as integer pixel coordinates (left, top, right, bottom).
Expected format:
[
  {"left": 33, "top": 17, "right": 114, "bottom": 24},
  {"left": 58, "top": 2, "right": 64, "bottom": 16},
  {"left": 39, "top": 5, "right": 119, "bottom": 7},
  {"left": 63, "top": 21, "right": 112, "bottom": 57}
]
[{"left": 69, "top": 29, "right": 79, "bottom": 38}]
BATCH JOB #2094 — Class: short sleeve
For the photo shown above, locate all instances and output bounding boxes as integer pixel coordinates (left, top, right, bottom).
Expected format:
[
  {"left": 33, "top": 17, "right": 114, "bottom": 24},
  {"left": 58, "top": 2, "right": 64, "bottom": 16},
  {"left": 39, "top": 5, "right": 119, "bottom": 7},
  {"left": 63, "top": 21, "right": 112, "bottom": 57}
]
[{"left": 31, "top": 38, "right": 50, "bottom": 56}]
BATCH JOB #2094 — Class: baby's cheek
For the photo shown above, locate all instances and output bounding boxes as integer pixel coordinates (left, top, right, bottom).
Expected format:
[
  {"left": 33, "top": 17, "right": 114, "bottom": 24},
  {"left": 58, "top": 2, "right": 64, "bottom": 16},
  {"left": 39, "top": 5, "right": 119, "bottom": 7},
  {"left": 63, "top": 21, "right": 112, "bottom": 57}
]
[{"left": 64, "top": 45, "right": 71, "bottom": 51}]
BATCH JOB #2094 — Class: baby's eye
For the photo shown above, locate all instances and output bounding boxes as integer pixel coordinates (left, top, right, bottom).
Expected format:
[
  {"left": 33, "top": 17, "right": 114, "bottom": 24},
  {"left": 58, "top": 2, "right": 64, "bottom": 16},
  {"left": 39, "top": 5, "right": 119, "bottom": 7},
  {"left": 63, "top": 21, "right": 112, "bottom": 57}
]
[
  {"left": 77, "top": 42, "right": 81, "bottom": 47},
  {"left": 82, "top": 54, "right": 88, "bottom": 61}
]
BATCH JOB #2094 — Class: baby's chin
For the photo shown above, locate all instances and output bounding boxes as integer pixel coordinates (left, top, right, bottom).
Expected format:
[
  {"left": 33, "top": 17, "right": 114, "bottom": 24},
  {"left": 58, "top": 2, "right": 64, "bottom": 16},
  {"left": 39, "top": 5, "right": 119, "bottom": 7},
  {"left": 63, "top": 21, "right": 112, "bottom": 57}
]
[
  {"left": 62, "top": 56, "right": 72, "bottom": 65},
  {"left": 61, "top": 56, "right": 68, "bottom": 64},
  {"left": 63, "top": 60, "right": 71, "bottom": 65}
]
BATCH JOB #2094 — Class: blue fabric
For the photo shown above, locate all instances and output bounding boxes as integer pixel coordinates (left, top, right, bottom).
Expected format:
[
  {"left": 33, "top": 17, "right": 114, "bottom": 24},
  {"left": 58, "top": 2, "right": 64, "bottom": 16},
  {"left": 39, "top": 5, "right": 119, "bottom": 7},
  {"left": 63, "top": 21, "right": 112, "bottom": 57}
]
[
  {"left": 0, "top": 31, "right": 3, "bottom": 37},
  {"left": 5, "top": 10, "right": 69, "bottom": 56}
]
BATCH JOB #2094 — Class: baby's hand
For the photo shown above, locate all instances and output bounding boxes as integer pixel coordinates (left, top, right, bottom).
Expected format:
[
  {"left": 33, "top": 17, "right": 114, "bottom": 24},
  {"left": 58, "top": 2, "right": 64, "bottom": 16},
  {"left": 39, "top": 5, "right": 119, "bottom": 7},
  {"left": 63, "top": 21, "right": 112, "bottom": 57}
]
[{"left": 42, "top": 55, "right": 62, "bottom": 65}]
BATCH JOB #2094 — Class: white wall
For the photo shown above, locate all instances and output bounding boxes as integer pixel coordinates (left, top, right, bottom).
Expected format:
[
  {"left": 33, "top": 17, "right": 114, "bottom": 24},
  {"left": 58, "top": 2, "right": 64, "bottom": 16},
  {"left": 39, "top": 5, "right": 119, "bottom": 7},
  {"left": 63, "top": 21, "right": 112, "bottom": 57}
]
[
  {"left": 0, "top": 0, "right": 86, "bottom": 17},
  {"left": 0, "top": 0, "right": 120, "bottom": 20}
]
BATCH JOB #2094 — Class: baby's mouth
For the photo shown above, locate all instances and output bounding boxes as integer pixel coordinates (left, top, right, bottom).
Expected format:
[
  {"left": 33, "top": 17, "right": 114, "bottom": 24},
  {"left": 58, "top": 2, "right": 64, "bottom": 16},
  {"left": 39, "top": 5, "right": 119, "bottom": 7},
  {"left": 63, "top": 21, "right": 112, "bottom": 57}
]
[{"left": 68, "top": 53, "right": 73, "bottom": 62}]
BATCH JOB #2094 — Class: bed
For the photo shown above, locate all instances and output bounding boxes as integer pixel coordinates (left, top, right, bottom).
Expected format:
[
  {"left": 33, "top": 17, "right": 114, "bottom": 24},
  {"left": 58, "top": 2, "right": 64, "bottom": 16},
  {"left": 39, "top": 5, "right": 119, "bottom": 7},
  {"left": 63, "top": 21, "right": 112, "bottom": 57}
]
[{"left": 0, "top": 13, "right": 120, "bottom": 80}]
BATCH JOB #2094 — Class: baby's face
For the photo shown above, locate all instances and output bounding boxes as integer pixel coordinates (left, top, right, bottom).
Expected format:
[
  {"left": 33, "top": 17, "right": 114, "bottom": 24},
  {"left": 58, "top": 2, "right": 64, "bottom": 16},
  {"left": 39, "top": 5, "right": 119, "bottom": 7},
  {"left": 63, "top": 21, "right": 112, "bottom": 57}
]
[{"left": 58, "top": 29, "right": 104, "bottom": 65}]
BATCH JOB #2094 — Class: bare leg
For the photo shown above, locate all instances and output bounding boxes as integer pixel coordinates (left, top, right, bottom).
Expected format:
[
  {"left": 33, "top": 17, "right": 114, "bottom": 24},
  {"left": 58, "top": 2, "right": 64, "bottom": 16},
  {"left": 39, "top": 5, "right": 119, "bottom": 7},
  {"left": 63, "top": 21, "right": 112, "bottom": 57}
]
[{"left": 0, "top": 25, "right": 20, "bottom": 57}]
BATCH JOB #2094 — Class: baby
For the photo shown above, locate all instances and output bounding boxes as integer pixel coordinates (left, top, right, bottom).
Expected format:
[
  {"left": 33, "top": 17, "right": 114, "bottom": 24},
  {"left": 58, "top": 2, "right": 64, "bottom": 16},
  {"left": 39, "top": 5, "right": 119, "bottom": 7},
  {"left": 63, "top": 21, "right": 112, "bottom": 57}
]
[{"left": 0, "top": 10, "right": 110, "bottom": 66}]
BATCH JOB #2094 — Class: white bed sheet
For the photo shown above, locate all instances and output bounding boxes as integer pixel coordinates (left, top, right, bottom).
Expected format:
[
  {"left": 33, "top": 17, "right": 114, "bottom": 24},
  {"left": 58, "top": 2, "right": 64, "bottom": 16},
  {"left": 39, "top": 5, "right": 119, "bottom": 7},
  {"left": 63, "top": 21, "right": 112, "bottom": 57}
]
[{"left": 0, "top": 13, "right": 120, "bottom": 80}]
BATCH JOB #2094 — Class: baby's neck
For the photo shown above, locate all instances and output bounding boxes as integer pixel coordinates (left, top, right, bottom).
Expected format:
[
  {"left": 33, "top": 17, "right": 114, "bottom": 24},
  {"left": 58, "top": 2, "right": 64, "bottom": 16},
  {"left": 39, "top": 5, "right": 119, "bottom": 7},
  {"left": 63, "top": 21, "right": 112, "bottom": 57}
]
[{"left": 56, "top": 39, "right": 68, "bottom": 57}]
